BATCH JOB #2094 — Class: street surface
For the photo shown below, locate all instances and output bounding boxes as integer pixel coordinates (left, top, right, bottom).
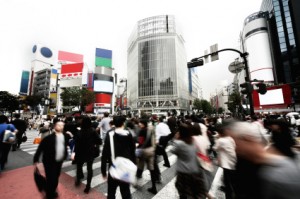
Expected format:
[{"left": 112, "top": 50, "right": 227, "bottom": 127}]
[{"left": 1, "top": 129, "right": 224, "bottom": 199}]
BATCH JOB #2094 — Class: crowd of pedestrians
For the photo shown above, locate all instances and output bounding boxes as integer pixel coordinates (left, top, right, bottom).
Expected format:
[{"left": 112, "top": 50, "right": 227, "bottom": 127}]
[{"left": 0, "top": 111, "right": 300, "bottom": 199}]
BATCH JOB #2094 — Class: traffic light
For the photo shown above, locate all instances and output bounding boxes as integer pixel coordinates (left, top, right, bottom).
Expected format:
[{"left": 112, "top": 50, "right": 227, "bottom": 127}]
[
  {"left": 240, "top": 82, "right": 253, "bottom": 95},
  {"left": 187, "top": 59, "right": 204, "bottom": 68},
  {"left": 256, "top": 83, "right": 267, "bottom": 95}
]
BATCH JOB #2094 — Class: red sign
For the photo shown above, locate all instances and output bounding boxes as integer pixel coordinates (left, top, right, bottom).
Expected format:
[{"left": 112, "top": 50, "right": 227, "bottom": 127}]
[{"left": 58, "top": 51, "right": 83, "bottom": 63}]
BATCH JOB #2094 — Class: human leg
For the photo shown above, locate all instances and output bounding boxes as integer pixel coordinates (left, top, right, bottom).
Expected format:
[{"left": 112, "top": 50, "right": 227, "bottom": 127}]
[{"left": 84, "top": 160, "right": 94, "bottom": 193}]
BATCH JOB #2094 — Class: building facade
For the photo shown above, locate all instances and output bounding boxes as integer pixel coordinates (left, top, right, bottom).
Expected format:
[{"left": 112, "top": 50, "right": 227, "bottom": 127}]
[
  {"left": 242, "top": 11, "right": 275, "bottom": 84},
  {"left": 261, "top": 0, "right": 300, "bottom": 84},
  {"left": 127, "top": 15, "right": 190, "bottom": 113}
]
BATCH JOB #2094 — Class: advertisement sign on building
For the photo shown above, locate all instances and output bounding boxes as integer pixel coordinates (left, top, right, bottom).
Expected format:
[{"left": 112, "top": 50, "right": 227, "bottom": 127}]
[{"left": 20, "top": 70, "right": 30, "bottom": 95}]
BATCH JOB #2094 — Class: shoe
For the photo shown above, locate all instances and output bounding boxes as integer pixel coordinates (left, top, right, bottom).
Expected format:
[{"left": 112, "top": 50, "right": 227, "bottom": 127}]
[
  {"left": 147, "top": 187, "right": 157, "bottom": 194},
  {"left": 75, "top": 180, "right": 81, "bottom": 187},
  {"left": 84, "top": 186, "right": 90, "bottom": 194},
  {"left": 163, "top": 163, "right": 170, "bottom": 168}
]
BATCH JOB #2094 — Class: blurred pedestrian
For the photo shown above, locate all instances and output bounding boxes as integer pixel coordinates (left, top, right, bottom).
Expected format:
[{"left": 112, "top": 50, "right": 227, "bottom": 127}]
[
  {"left": 136, "top": 119, "right": 157, "bottom": 194},
  {"left": 171, "top": 122, "right": 207, "bottom": 199},
  {"left": 74, "top": 116, "right": 102, "bottom": 193},
  {"left": 11, "top": 113, "right": 27, "bottom": 151},
  {"left": 101, "top": 116, "right": 136, "bottom": 199},
  {"left": 97, "top": 112, "right": 111, "bottom": 141},
  {"left": 214, "top": 120, "right": 237, "bottom": 199},
  {"left": 33, "top": 121, "right": 68, "bottom": 199},
  {"left": 0, "top": 115, "right": 17, "bottom": 171}
]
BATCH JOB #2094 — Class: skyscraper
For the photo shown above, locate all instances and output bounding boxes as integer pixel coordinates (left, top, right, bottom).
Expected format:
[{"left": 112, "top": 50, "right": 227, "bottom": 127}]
[
  {"left": 261, "top": 0, "right": 300, "bottom": 84},
  {"left": 127, "top": 15, "right": 189, "bottom": 113}
]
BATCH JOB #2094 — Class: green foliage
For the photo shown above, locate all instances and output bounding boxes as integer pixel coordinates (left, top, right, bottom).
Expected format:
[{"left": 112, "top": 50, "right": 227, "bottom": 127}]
[
  {"left": 227, "top": 92, "right": 242, "bottom": 113},
  {"left": 217, "top": 107, "right": 224, "bottom": 114},
  {"left": 0, "top": 91, "right": 19, "bottom": 113},
  {"left": 24, "top": 95, "right": 42, "bottom": 109},
  {"left": 60, "top": 87, "right": 95, "bottom": 112},
  {"left": 193, "top": 98, "right": 213, "bottom": 114}
]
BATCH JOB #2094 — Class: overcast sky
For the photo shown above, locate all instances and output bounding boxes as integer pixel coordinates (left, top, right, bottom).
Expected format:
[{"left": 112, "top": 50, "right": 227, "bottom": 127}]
[{"left": 0, "top": 0, "right": 262, "bottom": 99}]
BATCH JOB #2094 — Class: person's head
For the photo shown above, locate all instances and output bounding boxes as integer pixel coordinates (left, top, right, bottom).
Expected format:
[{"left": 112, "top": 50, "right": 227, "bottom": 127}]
[
  {"left": 216, "top": 119, "right": 237, "bottom": 137},
  {"left": 178, "top": 122, "right": 193, "bottom": 144},
  {"left": 0, "top": 115, "right": 8, "bottom": 124},
  {"left": 191, "top": 122, "right": 202, "bottom": 136},
  {"left": 138, "top": 119, "right": 148, "bottom": 129},
  {"left": 65, "top": 116, "right": 73, "bottom": 123},
  {"left": 15, "top": 113, "right": 21, "bottom": 119},
  {"left": 113, "top": 116, "right": 126, "bottom": 128},
  {"left": 81, "top": 116, "right": 92, "bottom": 129},
  {"left": 267, "top": 120, "right": 296, "bottom": 158},
  {"left": 54, "top": 121, "right": 64, "bottom": 133},
  {"left": 159, "top": 116, "right": 165, "bottom": 123},
  {"left": 91, "top": 116, "right": 97, "bottom": 121},
  {"left": 53, "top": 117, "right": 60, "bottom": 125},
  {"left": 104, "top": 112, "right": 109, "bottom": 117},
  {"left": 226, "top": 121, "right": 266, "bottom": 164}
]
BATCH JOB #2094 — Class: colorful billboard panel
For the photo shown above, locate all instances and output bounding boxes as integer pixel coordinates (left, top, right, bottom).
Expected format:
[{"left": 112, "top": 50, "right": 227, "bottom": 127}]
[
  {"left": 94, "top": 81, "right": 114, "bottom": 93},
  {"left": 61, "top": 63, "right": 83, "bottom": 79},
  {"left": 95, "top": 48, "right": 112, "bottom": 59},
  {"left": 95, "top": 57, "right": 112, "bottom": 68},
  {"left": 58, "top": 51, "right": 83, "bottom": 63},
  {"left": 20, "top": 70, "right": 30, "bottom": 94}
]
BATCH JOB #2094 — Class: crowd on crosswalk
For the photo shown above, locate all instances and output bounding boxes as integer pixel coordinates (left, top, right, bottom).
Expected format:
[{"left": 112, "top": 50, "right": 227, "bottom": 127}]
[{"left": 1, "top": 112, "right": 300, "bottom": 199}]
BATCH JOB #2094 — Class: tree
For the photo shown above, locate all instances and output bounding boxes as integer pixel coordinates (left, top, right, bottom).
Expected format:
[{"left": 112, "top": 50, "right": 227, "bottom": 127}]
[
  {"left": 217, "top": 107, "right": 224, "bottom": 114},
  {"left": 227, "top": 92, "right": 242, "bottom": 114},
  {"left": 193, "top": 98, "right": 202, "bottom": 113},
  {"left": 24, "top": 95, "right": 42, "bottom": 112},
  {"left": 60, "top": 87, "right": 95, "bottom": 112},
  {"left": 193, "top": 98, "right": 213, "bottom": 115},
  {"left": 0, "top": 91, "right": 19, "bottom": 115}
]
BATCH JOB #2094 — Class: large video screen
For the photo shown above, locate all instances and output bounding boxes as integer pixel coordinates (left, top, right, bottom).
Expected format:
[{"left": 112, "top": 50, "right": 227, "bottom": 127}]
[
  {"left": 259, "top": 88, "right": 284, "bottom": 105},
  {"left": 94, "top": 80, "right": 114, "bottom": 93}
]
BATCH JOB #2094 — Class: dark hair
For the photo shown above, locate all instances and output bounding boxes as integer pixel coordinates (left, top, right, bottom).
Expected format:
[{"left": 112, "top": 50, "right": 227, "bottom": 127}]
[
  {"left": 268, "top": 120, "right": 296, "bottom": 158},
  {"left": 178, "top": 122, "right": 193, "bottom": 144},
  {"left": 81, "top": 116, "right": 92, "bottom": 129},
  {"left": 113, "top": 116, "right": 125, "bottom": 127},
  {"left": 191, "top": 122, "right": 202, "bottom": 136},
  {"left": 159, "top": 116, "right": 165, "bottom": 122},
  {"left": 104, "top": 112, "right": 109, "bottom": 117},
  {"left": 0, "top": 115, "right": 8, "bottom": 124},
  {"left": 65, "top": 116, "right": 73, "bottom": 122},
  {"left": 15, "top": 113, "right": 21, "bottom": 119},
  {"left": 139, "top": 119, "right": 148, "bottom": 128}
]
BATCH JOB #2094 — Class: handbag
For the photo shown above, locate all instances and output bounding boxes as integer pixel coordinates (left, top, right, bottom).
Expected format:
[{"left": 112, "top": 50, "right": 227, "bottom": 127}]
[
  {"left": 108, "top": 131, "right": 137, "bottom": 184},
  {"left": 2, "top": 125, "right": 16, "bottom": 144},
  {"left": 33, "top": 137, "right": 41, "bottom": 144},
  {"left": 34, "top": 166, "right": 46, "bottom": 192},
  {"left": 21, "top": 133, "right": 28, "bottom": 143},
  {"left": 135, "top": 128, "right": 155, "bottom": 158}
]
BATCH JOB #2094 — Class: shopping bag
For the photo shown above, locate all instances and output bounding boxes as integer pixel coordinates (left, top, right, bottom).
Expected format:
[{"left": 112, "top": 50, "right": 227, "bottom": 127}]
[
  {"left": 2, "top": 129, "right": 16, "bottom": 144},
  {"left": 33, "top": 137, "right": 41, "bottom": 144},
  {"left": 34, "top": 166, "right": 46, "bottom": 192},
  {"left": 21, "top": 134, "right": 28, "bottom": 143}
]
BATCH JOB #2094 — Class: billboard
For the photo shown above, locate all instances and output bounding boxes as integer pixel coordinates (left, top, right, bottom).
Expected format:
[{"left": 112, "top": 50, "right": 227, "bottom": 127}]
[
  {"left": 95, "top": 48, "right": 112, "bottom": 68},
  {"left": 58, "top": 51, "right": 83, "bottom": 63},
  {"left": 93, "top": 74, "right": 114, "bottom": 93},
  {"left": 20, "top": 70, "right": 30, "bottom": 94},
  {"left": 259, "top": 89, "right": 284, "bottom": 105},
  {"left": 60, "top": 63, "right": 83, "bottom": 79}
]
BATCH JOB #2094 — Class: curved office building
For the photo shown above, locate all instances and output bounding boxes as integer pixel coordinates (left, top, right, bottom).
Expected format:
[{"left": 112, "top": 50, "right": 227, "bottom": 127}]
[
  {"left": 127, "top": 15, "right": 189, "bottom": 113},
  {"left": 243, "top": 12, "right": 275, "bottom": 83}
]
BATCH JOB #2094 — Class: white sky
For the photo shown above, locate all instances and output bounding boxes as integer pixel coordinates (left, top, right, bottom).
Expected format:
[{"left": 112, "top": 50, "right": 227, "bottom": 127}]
[{"left": 0, "top": 0, "right": 262, "bottom": 100}]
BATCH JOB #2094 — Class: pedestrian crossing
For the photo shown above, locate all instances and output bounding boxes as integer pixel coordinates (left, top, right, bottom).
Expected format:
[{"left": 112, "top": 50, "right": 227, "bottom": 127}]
[{"left": 21, "top": 130, "right": 225, "bottom": 199}]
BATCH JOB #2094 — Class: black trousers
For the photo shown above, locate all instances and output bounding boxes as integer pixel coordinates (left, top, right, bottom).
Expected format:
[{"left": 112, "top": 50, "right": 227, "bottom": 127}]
[
  {"left": 223, "top": 168, "right": 236, "bottom": 199},
  {"left": 107, "top": 174, "right": 131, "bottom": 199},
  {"left": 156, "top": 145, "right": 170, "bottom": 166},
  {"left": 76, "top": 159, "right": 94, "bottom": 187},
  {"left": 43, "top": 161, "right": 63, "bottom": 199},
  {"left": 0, "top": 143, "right": 11, "bottom": 169},
  {"left": 12, "top": 133, "right": 24, "bottom": 150}
]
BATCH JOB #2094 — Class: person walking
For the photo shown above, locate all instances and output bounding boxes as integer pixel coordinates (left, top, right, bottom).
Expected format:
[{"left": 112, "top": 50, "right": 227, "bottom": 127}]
[
  {"left": 101, "top": 116, "right": 136, "bottom": 199},
  {"left": 11, "top": 113, "right": 27, "bottom": 151},
  {"left": 136, "top": 119, "right": 157, "bottom": 194},
  {"left": 33, "top": 121, "right": 68, "bottom": 199},
  {"left": 171, "top": 122, "right": 207, "bottom": 199},
  {"left": 0, "top": 115, "right": 17, "bottom": 171},
  {"left": 97, "top": 112, "right": 112, "bottom": 141},
  {"left": 74, "top": 116, "right": 102, "bottom": 193}
]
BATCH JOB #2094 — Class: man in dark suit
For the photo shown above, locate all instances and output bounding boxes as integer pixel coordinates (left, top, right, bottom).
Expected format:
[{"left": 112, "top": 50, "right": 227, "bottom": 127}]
[
  {"left": 34, "top": 121, "right": 68, "bottom": 199},
  {"left": 11, "top": 113, "right": 27, "bottom": 151}
]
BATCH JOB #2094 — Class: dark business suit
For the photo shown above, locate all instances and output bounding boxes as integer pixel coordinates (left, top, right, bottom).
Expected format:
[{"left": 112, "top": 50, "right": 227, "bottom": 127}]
[{"left": 33, "top": 133, "right": 68, "bottom": 199}]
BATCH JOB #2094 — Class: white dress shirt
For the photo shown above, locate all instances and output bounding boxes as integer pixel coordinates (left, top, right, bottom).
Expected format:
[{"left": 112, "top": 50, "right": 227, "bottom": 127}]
[
  {"left": 155, "top": 122, "right": 171, "bottom": 143},
  {"left": 55, "top": 133, "right": 65, "bottom": 162}
]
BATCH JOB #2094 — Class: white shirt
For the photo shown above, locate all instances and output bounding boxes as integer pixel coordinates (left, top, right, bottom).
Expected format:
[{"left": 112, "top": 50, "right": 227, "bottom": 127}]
[
  {"left": 98, "top": 117, "right": 111, "bottom": 134},
  {"left": 55, "top": 133, "right": 65, "bottom": 162},
  {"left": 155, "top": 122, "right": 171, "bottom": 143},
  {"left": 193, "top": 135, "right": 210, "bottom": 155},
  {"left": 214, "top": 136, "right": 237, "bottom": 170}
]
